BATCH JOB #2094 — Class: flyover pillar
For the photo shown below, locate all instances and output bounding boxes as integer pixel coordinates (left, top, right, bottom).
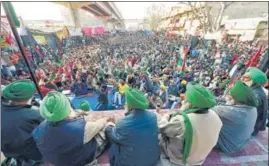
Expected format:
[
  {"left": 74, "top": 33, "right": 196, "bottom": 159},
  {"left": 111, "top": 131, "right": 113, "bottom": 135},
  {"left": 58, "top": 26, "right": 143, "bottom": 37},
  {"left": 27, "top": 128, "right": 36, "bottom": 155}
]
[
  {"left": 67, "top": 3, "right": 81, "bottom": 28},
  {"left": 98, "top": 16, "right": 110, "bottom": 30}
]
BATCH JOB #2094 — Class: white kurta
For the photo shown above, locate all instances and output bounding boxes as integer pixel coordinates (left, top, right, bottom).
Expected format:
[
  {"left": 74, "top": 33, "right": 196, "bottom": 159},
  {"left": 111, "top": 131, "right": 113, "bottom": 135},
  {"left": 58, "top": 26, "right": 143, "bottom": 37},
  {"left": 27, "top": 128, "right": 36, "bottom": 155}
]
[{"left": 159, "top": 110, "right": 223, "bottom": 166}]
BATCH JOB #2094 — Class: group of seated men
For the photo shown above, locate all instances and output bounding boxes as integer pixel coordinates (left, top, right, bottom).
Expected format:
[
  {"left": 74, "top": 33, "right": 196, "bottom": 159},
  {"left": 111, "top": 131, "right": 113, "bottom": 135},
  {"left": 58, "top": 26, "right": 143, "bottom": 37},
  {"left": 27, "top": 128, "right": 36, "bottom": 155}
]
[{"left": 1, "top": 66, "right": 268, "bottom": 166}]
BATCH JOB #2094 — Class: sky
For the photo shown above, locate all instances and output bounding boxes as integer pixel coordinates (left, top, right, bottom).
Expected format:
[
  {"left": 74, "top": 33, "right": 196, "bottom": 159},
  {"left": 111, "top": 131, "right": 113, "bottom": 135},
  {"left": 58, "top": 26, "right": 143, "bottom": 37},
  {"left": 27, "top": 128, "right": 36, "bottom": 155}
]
[
  {"left": 1, "top": 2, "right": 178, "bottom": 21},
  {"left": 1, "top": 2, "right": 64, "bottom": 20},
  {"left": 114, "top": 2, "right": 177, "bottom": 20}
]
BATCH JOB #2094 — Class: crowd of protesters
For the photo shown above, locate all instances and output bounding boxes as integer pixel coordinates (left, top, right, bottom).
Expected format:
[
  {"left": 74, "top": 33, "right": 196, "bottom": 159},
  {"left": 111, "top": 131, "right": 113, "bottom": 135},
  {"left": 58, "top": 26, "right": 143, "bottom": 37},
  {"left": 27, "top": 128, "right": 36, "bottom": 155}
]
[
  {"left": 1, "top": 30, "right": 269, "bottom": 166},
  {"left": 1, "top": 31, "right": 268, "bottom": 110}
]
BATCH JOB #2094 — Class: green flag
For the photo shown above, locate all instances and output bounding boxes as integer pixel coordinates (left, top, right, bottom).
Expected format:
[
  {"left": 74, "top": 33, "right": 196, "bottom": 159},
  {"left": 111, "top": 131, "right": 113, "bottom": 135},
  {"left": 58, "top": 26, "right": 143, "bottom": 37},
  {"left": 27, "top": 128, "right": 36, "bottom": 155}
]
[{"left": 4, "top": 2, "right": 20, "bottom": 27}]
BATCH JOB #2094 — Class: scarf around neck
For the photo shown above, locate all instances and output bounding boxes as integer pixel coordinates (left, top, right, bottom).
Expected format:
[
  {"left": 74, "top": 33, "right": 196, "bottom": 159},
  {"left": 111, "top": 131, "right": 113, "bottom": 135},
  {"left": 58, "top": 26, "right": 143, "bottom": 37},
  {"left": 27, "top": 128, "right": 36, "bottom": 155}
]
[{"left": 171, "top": 108, "right": 201, "bottom": 164}]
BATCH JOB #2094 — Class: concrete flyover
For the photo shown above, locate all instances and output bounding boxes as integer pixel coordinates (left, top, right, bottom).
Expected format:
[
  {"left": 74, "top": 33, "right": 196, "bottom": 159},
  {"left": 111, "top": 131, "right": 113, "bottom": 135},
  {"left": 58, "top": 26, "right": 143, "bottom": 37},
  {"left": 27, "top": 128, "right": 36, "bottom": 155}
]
[{"left": 54, "top": 2, "right": 125, "bottom": 28}]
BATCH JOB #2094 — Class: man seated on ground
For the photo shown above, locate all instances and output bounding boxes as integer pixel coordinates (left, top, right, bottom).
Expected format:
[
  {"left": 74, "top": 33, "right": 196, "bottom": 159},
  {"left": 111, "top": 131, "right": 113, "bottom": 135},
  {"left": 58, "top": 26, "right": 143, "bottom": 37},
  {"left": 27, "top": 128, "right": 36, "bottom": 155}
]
[
  {"left": 113, "top": 79, "right": 129, "bottom": 107},
  {"left": 152, "top": 77, "right": 160, "bottom": 94},
  {"left": 38, "top": 78, "right": 59, "bottom": 97},
  {"left": 212, "top": 80, "right": 258, "bottom": 154},
  {"left": 71, "top": 75, "right": 88, "bottom": 96},
  {"left": 105, "top": 88, "right": 160, "bottom": 166},
  {"left": 167, "top": 79, "right": 179, "bottom": 108},
  {"left": 151, "top": 92, "right": 164, "bottom": 109},
  {"left": 142, "top": 73, "right": 154, "bottom": 96},
  {"left": 126, "top": 73, "right": 136, "bottom": 88},
  {"left": 32, "top": 91, "right": 108, "bottom": 166},
  {"left": 159, "top": 85, "right": 168, "bottom": 108},
  {"left": 158, "top": 83, "right": 222, "bottom": 166},
  {"left": 86, "top": 73, "right": 94, "bottom": 90},
  {"left": 1, "top": 79, "right": 44, "bottom": 165},
  {"left": 96, "top": 84, "right": 109, "bottom": 111},
  {"left": 241, "top": 67, "right": 268, "bottom": 136},
  {"left": 79, "top": 100, "right": 90, "bottom": 111}
]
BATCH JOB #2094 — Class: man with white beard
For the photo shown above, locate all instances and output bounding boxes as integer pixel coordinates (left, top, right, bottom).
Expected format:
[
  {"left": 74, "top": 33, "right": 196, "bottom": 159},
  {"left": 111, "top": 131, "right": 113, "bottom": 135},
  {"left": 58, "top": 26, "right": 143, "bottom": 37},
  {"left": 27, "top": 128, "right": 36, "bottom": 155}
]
[
  {"left": 241, "top": 67, "right": 268, "bottom": 136},
  {"left": 212, "top": 80, "right": 258, "bottom": 154}
]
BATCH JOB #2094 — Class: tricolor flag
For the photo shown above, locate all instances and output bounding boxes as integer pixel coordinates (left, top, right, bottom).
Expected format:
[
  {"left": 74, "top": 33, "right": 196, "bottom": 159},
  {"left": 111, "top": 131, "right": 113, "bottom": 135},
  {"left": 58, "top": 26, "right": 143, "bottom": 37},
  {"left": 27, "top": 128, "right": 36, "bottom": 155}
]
[
  {"left": 177, "top": 46, "right": 189, "bottom": 71},
  {"left": 3, "top": 2, "right": 20, "bottom": 27}
]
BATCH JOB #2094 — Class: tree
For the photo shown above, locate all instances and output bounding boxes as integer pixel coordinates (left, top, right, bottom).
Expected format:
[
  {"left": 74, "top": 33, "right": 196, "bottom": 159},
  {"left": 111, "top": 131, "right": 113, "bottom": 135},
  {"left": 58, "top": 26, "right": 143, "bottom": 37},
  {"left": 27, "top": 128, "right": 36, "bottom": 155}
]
[
  {"left": 214, "top": 2, "right": 234, "bottom": 31},
  {"left": 145, "top": 3, "right": 168, "bottom": 31},
  {"left": 181, "top": 2, "right": 234, "bottom": 34}
]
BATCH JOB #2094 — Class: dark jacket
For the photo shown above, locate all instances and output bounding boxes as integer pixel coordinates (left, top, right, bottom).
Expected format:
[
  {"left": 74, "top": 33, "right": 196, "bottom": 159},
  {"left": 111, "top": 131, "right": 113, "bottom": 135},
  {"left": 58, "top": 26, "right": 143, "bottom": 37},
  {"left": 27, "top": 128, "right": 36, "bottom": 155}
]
[
  {"left": 251, "top": 85, "right": 268, "bottom": 136},
  {"left": 168, "top": 84, "right": 179, "bottom": 96},
  {"left": 144, "top": 77, "right": 154, "bottom": 93},
  {"left": 32, "top": 117, "right": 97, "bottom": 166},
  {"left": 127, "top": 77, "right": 136, "bottom": 87},
  {"left": 71, "top": 82, "right": 88, "bottom": 96},
  {"left": 98, "top": 91, "right": 108, "bottom": 105},
  {"left": 105, "top": 109, "right": 160, "bottom": 166},
  {"left": 1, "top": 104, "right": 44, "bottom": 161}
]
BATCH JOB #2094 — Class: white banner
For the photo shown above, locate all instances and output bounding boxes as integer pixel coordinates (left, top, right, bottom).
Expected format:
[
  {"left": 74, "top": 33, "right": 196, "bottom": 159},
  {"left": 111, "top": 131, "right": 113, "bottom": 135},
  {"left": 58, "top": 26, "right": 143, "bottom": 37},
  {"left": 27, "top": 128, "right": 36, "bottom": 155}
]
[{"left": 68, "top": 28, "right": 82, "bottom": 36}]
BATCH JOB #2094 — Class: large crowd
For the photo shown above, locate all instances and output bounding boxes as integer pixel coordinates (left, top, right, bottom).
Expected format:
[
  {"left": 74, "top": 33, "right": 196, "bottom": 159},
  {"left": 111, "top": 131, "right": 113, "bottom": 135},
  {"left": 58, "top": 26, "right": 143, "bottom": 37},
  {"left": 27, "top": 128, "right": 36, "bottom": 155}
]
[
  {"left": 1, "top": 31, "right": 268, "bottom": 166},
  {"left": 2, "top": 31, "right": 268, "bottom": 110}
]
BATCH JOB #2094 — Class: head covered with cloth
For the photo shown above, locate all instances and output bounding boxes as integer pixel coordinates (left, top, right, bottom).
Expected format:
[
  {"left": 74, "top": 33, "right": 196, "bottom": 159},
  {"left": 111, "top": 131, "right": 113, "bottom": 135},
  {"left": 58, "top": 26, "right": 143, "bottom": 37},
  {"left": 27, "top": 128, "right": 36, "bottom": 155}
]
[
  {"left": 2, "top": 79, "right": 36, "bottom": 102},
  {"left": 175, "top": 83, "right": 217, "bottom": 164},
  {"left": 40, "top": 91, "right": 72, "bottom": 122},
  {"left": 160, "top": 83, "right": 222, "bottom": 165},
  {"left": 228, "top": 80, "right": 258, "bottom": 107},
  {"left": 185, "top": 83, "right": 216, "bottom": 109},
  {"left": 241, "top": 67, "right": 268, "bottom": 87},
  {"left": 79, "top": 100, "right": 90, "bottom": 111},
  {"left": 125, "top": 88, "right": 149, "bottom": 111},
  {"left": 241, "top": 67, "right": 268, "bottom": 136}
]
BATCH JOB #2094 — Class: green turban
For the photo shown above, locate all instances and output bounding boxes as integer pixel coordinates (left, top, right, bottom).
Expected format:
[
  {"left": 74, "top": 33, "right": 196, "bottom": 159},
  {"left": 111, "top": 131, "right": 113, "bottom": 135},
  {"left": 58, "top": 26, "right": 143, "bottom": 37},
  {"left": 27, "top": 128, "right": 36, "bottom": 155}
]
[
  {"left": 246, "top": 67, "right": 268, "bottom": 85},
  {"left": 49, "top": 73, "right": 56, "bottom": 82},
  {"left": 186, "top": 83, "right": 216, "bottom": 109},
  {"left": 98, "top": 70, "right": 104, "bottom": 77},
  {"left": 2, "top": 79, "right": 36, "bottom": 102},
  {"left": 125, "top": 88, "right": 149, "bottom": 110},
  {"left": 236, "top": 61, "right": 244, "bottom": 68},
  {"left": 40, "top": 91, "right": 71, "bottom": 122},
  {"left": 115, "top": 76, "right": 120, "bottom": 81},
  {"left": 230, "top": 80, "right": 258, "bottom": 107},
  {"left": 112, "top": 70, "right": 119, "bottom": 77},
  {"left": 143, "top": 71, "right": 149, "bottom": 76},
  {"left": 79, "top": 100, "right": 90, "bottom": 111}
]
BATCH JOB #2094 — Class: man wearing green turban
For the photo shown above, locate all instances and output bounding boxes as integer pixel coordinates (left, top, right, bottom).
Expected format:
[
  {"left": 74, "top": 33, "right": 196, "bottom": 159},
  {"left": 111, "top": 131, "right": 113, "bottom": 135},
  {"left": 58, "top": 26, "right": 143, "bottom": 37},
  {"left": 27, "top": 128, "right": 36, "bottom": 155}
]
[
  {"left": 105, "top": 88, "right": 160, "bottom": 166},
  {"left": 1, "top": 79, "right": 44, "bottom": 165},
  {"left": 97, "top": 70, "right": 104, "bottom": 80},
  {"left": 241, "top": 67, "right": 268, "bottom": 136},
  {"left": 79, "top": 100, "right": 90, "bottom": 111},
  {"left": 212, "top": 80, "right": 258, "bottom": 154},
  {"left": 32, "top": 91, "right": 108, "bottom": 166},
  {"left": 158, "top": 83, "right": 222, "bottom": 166}
]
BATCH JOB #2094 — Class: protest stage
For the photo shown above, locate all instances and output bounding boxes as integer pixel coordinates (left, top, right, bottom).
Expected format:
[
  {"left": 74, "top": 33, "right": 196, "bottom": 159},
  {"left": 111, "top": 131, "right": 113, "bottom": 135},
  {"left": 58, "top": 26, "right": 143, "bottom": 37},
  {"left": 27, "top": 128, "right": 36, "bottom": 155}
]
[{"left": 84, "top": 110, "right": 269, "bottom": 166}]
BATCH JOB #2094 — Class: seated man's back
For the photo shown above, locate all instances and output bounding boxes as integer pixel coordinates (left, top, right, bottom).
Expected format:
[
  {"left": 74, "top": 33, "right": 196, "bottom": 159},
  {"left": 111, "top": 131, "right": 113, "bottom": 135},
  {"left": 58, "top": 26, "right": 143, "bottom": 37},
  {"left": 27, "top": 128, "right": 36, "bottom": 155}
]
[
  {"left": 33, "top": 91, "right": 107, "bottom": 166},
  {"left": 105, "top": 88, "right": 160, "bottom": 166},
  {"left": 213, "top": 80, "right": 258, "bottom": 154},
  {"left": 1, "top": 104, "right": 44, "bottom": 161},
  {"left": 213, "top": 104, "right": 257, "bottom": 154},
  {"left": 1, "top": 79, "right": 44, "bottom": 162},
  {"left": 33, "top": 117, "right": 97, "bottom": 166}
]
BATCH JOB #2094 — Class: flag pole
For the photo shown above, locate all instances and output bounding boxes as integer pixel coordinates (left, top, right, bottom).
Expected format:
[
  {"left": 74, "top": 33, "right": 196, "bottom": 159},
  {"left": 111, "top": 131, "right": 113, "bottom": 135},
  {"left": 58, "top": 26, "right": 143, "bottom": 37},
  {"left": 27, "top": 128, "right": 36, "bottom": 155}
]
[{"left": 2, "top": 2, "right": 44, "bottom": 99}]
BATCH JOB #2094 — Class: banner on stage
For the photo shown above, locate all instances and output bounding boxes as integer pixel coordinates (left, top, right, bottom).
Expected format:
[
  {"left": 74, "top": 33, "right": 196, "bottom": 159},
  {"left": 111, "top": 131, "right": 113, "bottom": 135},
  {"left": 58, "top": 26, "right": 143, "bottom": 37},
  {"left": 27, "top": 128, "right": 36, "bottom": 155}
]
[
  {"left": 33, "top": 35, "right": 47, "bottom": 44},
  {"left": 69, "top": 28, "right": 83, "bottom": 36}
]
